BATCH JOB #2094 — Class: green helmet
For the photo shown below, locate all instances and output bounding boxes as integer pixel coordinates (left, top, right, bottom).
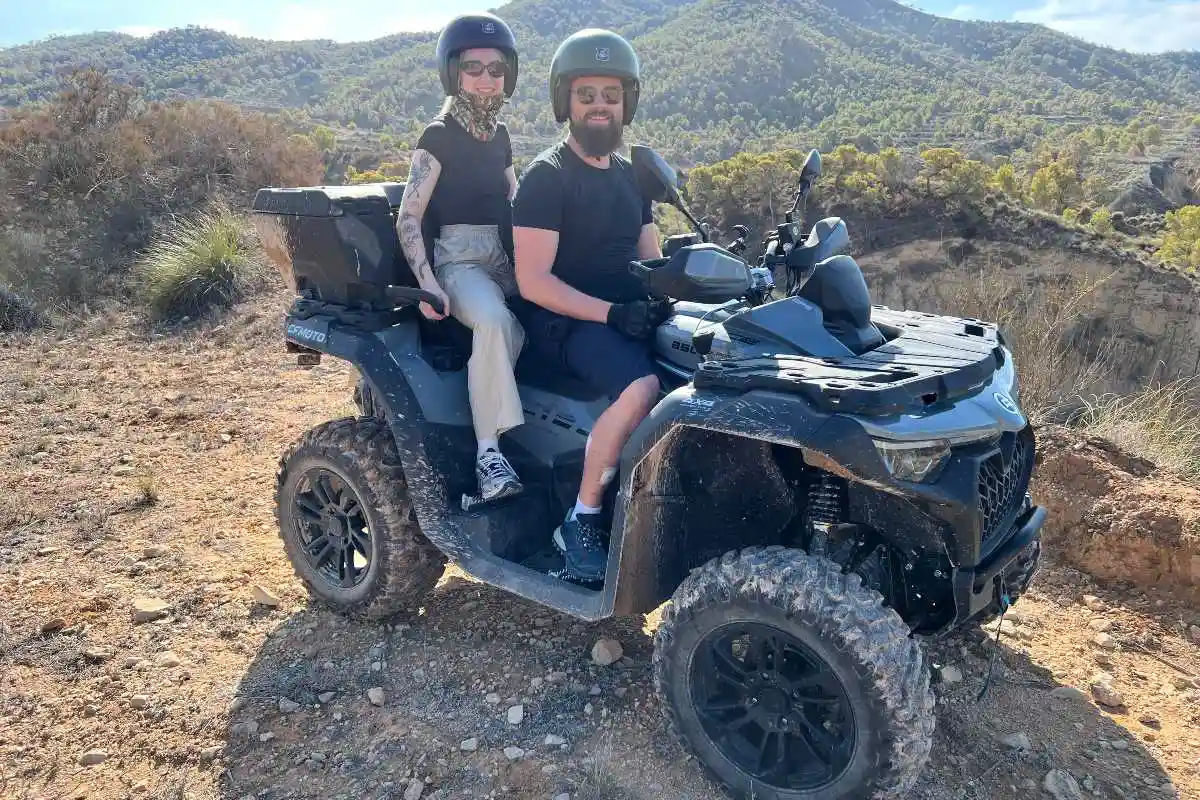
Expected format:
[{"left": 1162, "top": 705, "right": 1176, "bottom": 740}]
[{"left": 549, "top": 28, "right": 641, "bottom": 125}]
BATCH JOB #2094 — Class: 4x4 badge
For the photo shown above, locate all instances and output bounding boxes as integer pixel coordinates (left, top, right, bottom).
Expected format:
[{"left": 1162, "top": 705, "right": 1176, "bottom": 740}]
[
  {"left": 595, "top": 47, "right": 610, "bottom": 62},
  {"left": 993, "top": 391, "right": 1018, "bottom": 414}
]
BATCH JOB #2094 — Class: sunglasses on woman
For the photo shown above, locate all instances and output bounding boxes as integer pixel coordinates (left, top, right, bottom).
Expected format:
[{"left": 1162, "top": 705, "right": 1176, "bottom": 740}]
[
  {"left": 573, "top": 85, "right": 623, "bottom": 105},
  {"left": 459, "top": 59, "right": 508, "bottom": 78}
]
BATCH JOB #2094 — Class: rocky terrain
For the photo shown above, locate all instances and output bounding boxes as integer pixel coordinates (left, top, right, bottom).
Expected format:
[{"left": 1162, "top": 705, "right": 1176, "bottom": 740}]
[{"left": 2, "top": 294, "right": 1199, "bottom": 800}]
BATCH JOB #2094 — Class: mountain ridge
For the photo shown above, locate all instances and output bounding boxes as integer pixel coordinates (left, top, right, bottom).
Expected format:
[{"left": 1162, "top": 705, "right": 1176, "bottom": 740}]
[{"left": 2, "top": 0, "right": 1198, "bottom": 165}]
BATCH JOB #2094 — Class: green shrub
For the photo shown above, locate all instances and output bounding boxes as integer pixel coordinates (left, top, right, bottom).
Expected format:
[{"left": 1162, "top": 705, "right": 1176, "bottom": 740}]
[
  {"left": 1089, "top": 207, "right": 1114, "bottom": 234},
  {"left": 1156, "top": 205, "right": 1200, "bottom": 272},
  {"left": 133, "top": 204, "right": 267, "bottom": 321}
]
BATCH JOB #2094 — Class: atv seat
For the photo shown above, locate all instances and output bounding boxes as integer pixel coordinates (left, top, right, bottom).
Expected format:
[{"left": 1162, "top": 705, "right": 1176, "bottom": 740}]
[{"left": 418, "top": 315, "right": 607, "bottom": 402}]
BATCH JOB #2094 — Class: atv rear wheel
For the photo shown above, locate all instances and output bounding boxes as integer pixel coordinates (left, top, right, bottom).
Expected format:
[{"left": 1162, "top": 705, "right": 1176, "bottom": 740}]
[
  {"left": 653, "top": 546, "right": 935, "bottom": 800},
  {"left": 275, "top": 417, "right": 446, "bottom": 620}
]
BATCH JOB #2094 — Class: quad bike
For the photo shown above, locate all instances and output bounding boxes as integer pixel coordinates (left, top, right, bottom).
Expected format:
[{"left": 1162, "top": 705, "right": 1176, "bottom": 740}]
[{"left": 251, "top": 146, "right": 1043, "bottom": 800}]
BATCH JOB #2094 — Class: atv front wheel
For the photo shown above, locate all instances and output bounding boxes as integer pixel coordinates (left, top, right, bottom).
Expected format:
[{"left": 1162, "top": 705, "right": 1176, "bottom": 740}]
[
  {"left": 653, "top": 547, "right": 935, "bottom": 800},
  {"left": 275, "top": 417, "right": 446, "bottom": 620}
]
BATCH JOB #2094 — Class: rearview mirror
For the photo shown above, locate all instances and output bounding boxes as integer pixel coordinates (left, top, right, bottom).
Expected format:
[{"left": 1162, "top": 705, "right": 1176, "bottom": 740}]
[
  {"left": 631, "top": 144, "right": 681, "bottom": 205},
  {"left": 800, "top": 148, "right": 822, "bottom": 182}
]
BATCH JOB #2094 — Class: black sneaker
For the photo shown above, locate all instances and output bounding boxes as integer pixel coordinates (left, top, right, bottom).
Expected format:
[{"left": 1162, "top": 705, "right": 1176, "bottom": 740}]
[
  {"left": 552, "top": 512, "right": 608, "bottom": 583},
  {"left": 476, "top": 448, "right": 523, "bottom": 503}
]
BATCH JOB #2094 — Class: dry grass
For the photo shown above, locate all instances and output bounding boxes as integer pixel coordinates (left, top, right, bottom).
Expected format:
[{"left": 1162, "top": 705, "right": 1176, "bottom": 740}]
[
  {"left": 1072, "top": 376, "right": 1200, "bottom": 481},
  {"left": 935, "top": 263, "right": 1118, "bottom": 424},
  {"left": 133, "top": 203, "right": 268, "bottom": 321}
]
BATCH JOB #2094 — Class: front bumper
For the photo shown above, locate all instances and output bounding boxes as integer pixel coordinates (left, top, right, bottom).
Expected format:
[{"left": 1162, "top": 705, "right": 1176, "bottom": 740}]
[{"left": 950, "top": 502, "right": 1046, "bottom": 625}]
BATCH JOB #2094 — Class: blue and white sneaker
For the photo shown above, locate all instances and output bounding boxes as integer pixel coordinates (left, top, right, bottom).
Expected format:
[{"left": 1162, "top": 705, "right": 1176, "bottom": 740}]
[{"left": 552, "top": 511, "right": 608, "bottom": 583}]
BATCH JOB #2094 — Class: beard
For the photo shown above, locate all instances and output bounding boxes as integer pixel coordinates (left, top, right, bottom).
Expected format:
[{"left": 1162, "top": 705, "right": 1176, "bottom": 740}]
[{"left": 569, "top": 112, "right": 624, "bottom": 157}]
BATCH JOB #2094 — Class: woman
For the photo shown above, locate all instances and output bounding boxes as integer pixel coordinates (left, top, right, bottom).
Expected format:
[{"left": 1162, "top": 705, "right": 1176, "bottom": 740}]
[{"left": 396, "top": 11, "right": 525, "bottom": 504}]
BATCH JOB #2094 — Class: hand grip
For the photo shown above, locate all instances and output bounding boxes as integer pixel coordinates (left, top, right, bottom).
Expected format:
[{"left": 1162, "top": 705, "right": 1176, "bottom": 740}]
[{"left": 386, "top": 285, "right": 446, "bottom": 316}]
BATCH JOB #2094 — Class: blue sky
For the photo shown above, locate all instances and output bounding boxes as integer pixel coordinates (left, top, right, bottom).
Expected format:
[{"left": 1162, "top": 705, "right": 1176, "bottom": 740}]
[{"left": 0, "top": 0, "right": 1197, "bottom": 53}]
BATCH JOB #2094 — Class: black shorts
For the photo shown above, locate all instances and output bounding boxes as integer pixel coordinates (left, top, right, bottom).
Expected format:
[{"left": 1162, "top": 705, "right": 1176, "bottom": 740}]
[{"left": 523, "top": 308, "right": 657, "bottom": 400}]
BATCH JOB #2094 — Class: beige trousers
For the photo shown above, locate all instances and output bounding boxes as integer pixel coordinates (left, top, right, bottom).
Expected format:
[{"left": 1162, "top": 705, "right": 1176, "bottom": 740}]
[{"left": 432, "top": 224, "right": 525, "bottom": 443}]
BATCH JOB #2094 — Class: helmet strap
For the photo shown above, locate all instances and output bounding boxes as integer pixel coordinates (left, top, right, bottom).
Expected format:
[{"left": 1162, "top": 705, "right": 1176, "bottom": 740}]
[{"left": 448, "top": 92, "right": 505, "bottom": 141}]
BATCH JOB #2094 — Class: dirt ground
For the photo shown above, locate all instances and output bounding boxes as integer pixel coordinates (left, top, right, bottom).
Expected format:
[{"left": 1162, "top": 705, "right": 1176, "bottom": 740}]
[{"left": 2, "top": 295, "right": 1199, "bottom": 800}]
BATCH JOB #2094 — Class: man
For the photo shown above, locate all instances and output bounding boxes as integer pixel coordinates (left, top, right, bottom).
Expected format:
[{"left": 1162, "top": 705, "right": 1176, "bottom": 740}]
[{"left": 512, "top": 28, "right": 668, "bottom": 584}]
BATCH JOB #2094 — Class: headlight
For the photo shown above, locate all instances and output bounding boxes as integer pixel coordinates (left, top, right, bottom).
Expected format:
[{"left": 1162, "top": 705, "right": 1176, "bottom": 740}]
[
  {"left": 872, "top": 439, "right": 951, "bottom": 483},
  {"left": 872, "top": 429, "right": 1001, "bottom": 483}
]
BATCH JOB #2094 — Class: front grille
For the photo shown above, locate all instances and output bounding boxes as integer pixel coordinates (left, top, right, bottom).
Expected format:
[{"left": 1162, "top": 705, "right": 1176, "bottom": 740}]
[{"left": 979, "top": 429, "right": 1034, "bottom": 546}]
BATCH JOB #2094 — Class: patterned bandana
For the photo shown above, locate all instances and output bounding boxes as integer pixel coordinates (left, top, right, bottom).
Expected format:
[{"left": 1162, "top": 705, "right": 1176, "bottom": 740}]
[{"left": 448, "top": 93, "right": 506, "bottom": 141}]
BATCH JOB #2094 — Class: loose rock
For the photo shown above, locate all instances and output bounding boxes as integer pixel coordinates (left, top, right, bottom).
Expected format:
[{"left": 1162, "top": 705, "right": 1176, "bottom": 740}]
[
  {"left": 40, "top": 617, "right": 66, "bottom": 634},
  {"left": 252, "top": 585, "right": 282, "bottom": 607},
  {"left": 279, "top": 698, "right": 300, "bottom": 713},
  {"left": 1044, "top": 769, "right": 1085, "bottom": 800},
  {"left": 200, "top": 745, "right": 222, "bottom": 762},
  {"left": 938, "top": 665, "right": 964, "bottom": 684},
  {"left": 1092, "top": 633, "right": 1118, "bottom": 650},
  {"left": 504, "top": 746, "right": 525, "bottom": 760},
  {"left": 231, "top": 721, "right": 259, "bottom": 737},
  {"left": 1090, "top": 674, "right": 1125, "bottom": 708},
  {"left": 129, "top": 694, "right": 150, "bottom": 709},
  {"left": 367, "top": 687, "right": 385, "bottom": 706},
  {"left": 1081, "top": 595, "right": 1105, "bottom": 611},
  {"left": 460, "top": 738, "right": 479, "bottom": 752},
  {"left": 318, "top": 692, "right": 336, "bottom": 704},
  {"left": 404, "top": 779, "right": 425, "bottom": 800},
  {"left": 1000, "top": 732, "right": 1032, "bottom": 751},
  {"left": 79, "top": 749, "right": 108, "bottom": 766},
  {"left": 507, "top": 704, "right": 524, "bottom": 725},
  {"left": 143, "top": 545, "right": 170, "bottom": 559},
  {"left": 591, "top": 638, "right": 623, "bottom": 666},
  {"left": 132, "top": 598, "right": 171, "bottom": 623},
  {"left": 544, "top": 734, "right": 566, "bottom": 747},
  {"left": 155, "top": 651, "right": 182, "bottom": 667}
]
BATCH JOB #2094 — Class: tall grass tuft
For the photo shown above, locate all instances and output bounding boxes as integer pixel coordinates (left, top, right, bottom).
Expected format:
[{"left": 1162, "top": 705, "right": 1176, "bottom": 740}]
[
  {"left": 935, "top": 263, "right": 1117, "bottom": 424},
  {"left": 133, "top": 203, "right": 266, "bottom": 321},
  {"left": 1072, "top": 376, "right": 1200, "bottom": 481}
]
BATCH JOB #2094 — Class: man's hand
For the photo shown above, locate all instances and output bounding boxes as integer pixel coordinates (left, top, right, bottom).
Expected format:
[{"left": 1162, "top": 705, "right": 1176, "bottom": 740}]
[{"left": 606, "top": 299, "right": 671, "bottom": 340}]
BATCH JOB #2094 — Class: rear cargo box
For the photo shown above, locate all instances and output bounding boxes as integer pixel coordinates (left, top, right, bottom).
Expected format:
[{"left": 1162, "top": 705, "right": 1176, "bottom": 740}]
[{"left": 252, "top": 182, "right": 422, "bottom": 309}]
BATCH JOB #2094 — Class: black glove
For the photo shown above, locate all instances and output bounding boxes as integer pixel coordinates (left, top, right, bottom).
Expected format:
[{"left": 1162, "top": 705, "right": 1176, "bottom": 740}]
[{"left": 606, "top": 299, "right": 671, "bottom": 340}]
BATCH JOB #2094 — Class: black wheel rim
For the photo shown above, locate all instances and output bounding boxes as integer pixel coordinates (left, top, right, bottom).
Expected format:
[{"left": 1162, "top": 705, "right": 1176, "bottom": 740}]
[
  {"left": 690, "top": 622, "right": 856, "bottom": 791},
  {"left": 291, "top": 467, "right": 372, "bottom": 590}
]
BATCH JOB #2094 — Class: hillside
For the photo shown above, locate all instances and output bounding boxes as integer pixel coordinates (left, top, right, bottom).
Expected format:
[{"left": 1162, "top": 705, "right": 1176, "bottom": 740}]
[{"left": 3, "top": 0, "right": 1200, "bottom": 164}]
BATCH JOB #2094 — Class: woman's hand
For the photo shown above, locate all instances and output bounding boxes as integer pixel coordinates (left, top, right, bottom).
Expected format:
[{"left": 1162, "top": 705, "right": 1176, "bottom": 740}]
[{"left": 419, "top": 283, "right": 451, "bottom": 321}]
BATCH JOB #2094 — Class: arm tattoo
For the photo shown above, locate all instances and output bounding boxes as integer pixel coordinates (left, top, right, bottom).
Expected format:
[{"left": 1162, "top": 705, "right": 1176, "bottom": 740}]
[{"left": 398, "top": 151, "right": 435, "bottom": 285}]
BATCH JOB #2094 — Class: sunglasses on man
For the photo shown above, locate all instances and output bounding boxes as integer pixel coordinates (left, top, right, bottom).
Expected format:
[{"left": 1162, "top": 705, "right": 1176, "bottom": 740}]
[
  {"left": 573, "top": 85, "right": 624, "bottom": 105},
  {"left": 459, "top": 58, "right": 508, "bottom": 78}
]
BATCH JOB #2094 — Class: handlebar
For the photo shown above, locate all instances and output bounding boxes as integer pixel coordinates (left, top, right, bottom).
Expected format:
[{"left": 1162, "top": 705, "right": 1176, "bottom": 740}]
[{"left": 385, "top": 285, "right": 446, "bottom": 316}]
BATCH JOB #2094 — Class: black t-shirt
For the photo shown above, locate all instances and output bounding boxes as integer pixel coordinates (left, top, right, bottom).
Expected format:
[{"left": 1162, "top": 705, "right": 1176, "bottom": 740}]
[
  {"left": 511, "top": 142, "right": 653, "bottom": 305},
  {"left": 416, "top": 115, "right": 513, "bottom": 253}
]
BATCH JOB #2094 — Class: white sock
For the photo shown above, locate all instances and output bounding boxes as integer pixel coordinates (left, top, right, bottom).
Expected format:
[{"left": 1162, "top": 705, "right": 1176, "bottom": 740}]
[
  {"left": 570, "top": 498, "right": 602, "bottom": 520},
  {"left": 477, "top": 438, "right": 499, "bottom": 457}
]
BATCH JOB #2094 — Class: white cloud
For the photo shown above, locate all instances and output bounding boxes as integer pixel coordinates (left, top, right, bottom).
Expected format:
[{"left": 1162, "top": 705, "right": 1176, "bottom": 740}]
[
  {"left": 1012, "top": 0, "right": 1200, "bottom": 53},
  {"left": 264, "top": 4, "right": 452, "bottom": 41},
  {"left": 946, "top": 5, "right": 990, "bottom": 20}
]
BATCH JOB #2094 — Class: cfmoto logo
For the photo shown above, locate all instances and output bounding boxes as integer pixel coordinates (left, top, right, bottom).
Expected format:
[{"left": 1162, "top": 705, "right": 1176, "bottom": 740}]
[
  {"left": 288, "top": 323, "right": 326, "bottom": 344},
  {"left": 993, "top": 391, "right": 1018, "bottom": 414},
  {"left": 595, "top": 47, "right": 610, "bottom": 62},
  {"left": 481, "top": 21, "right": 495, "bottom": 34}
]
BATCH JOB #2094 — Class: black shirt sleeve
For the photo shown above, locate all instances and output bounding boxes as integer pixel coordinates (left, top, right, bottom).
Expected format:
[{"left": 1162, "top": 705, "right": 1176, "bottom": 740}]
[
  {"left": 500, "top": 125, "right": 513, "bottom": 168},
  {"left": 415, "top": 121, "right": 450, "bottom": 164},
  {"left": 512, "top": 159, "right": 563, "bottom": 232},
  {"left": 642, "top": 197, "right": 653, "bottom": 226}
]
